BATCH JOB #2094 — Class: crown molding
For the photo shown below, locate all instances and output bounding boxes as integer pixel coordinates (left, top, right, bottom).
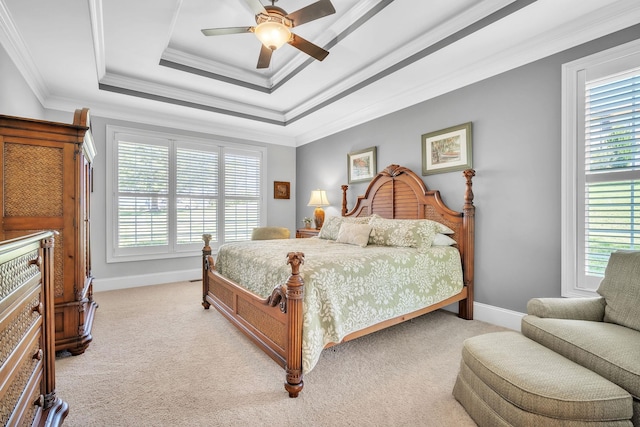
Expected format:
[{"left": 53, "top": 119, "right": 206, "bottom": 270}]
[
  {"left": 0, "top": 0, "right": 49, "bottom": 103},
  {"left": 293, "top": 0, "right": 640, "bottom": 145}
]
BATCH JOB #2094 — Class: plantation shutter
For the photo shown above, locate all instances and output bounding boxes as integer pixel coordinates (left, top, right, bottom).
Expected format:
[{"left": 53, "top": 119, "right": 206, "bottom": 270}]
[
  {"left": 582, "top": 71, "right": 640, "bottom": 283},
  {"left": 224, "top": 149, "right": 262, "bottom": 241},
  {"left": 176, "top": 145, "right": 219, "bottom": 247},
  {"left": 117, "top": 140, "right": 169, "bottom": 248}
]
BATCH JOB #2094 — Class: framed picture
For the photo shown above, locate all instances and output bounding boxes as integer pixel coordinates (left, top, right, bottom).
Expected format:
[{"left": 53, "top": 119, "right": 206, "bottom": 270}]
[
  {"left": 274, "top": 181, "right": 290, "bottom": 199},
  {"left": 347, "top": 146, "right": 377, "bottom": 183},
  {"left": 421, "top": 122, "right": 473, "bottom": 175}
]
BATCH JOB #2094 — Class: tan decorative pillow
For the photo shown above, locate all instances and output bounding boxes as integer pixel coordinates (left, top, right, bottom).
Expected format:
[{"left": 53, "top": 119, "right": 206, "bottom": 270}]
[
  {"left": 335, "top": 223, "right": 373, "bottom": 248},
  {"left": 318, "top": 215, "right": 370, "bottom": 240},
  {"left": 597, "top": 250, "right": 640, "bottom": 332}
]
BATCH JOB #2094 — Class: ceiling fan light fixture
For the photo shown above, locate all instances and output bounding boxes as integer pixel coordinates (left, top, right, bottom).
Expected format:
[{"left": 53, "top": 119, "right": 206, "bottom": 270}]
[{"left": 254, "top": 20, "right": 291, "bottom": 50}]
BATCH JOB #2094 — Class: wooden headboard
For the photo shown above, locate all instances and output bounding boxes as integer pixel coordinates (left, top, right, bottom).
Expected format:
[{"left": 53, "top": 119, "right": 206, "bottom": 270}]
[{"left": 341, "top": 164, "right": 475, "bottom": 318}]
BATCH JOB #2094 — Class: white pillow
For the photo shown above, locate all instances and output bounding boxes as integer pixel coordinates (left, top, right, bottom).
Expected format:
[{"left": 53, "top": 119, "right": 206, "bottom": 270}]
[
  {"left": 432, "top": 233, "right": 457, "bottom": 246},
  {"left": 335, "top": 223, "right": 373, "bottom": 248}
]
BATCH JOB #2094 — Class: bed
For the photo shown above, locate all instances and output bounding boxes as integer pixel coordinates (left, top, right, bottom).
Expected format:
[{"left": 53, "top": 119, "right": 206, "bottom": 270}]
[{"left": 201, "top": 164, "right": 475, "bottom": 397}]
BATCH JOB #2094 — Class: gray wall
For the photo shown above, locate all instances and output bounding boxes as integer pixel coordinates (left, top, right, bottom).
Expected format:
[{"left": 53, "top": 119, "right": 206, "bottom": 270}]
[
  {"left": 296, "top": 25, "right": 640, "bottom": 314},
  {"left": 89, "top": 116, "right": 296, "bottom": 286},
  {"left": 0, "top": 44, "right": 44, "bottom": 119}
]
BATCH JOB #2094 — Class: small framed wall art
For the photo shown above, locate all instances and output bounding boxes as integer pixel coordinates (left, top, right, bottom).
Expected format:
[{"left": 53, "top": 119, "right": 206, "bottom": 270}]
[
  {"left": 274, "top": 181, "right": 290, "bottom": 199},
  {"left": 421, "top": 122, "right": 472, "bottom": 175},
  {"left": 347, "top": 146, "right": 377, "bottom": 183}
]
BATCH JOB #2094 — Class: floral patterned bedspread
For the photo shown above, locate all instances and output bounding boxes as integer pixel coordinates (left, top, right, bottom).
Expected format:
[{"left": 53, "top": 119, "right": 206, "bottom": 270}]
[{"left": 215, "top": 237, "right": 463, "bottom": 373}]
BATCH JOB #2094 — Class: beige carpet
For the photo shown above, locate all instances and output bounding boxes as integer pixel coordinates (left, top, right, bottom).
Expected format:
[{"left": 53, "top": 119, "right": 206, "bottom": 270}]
[{"left": 55, "top": 281, "right": 505, "bottom": 426}]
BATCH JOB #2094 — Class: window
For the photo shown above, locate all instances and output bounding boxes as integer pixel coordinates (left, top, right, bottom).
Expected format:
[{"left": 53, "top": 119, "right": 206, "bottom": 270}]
[
  {"left": 106, "top": 126, "right": 265, "bottom": 262},
  {"left": 562, "top": 39, "right": 640, "bottom": 297}
]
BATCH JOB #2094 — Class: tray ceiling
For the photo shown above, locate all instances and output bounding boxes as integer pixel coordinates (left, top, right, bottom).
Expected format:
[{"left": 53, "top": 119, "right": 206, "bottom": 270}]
[{"left": 1, "top": 0, "right": 639, "bottom": 146}]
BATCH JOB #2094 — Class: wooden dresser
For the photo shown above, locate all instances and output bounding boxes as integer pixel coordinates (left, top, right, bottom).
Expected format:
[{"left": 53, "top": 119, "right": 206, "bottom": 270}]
[
  {"left": 0, "top": 231, "right": 68, "bottom": 426},
  {"left": 0, "top": 109, "right": 97, "bottom": 355},
  {"left": 296, "top": 228, "right": 320, "bottom": 238}
]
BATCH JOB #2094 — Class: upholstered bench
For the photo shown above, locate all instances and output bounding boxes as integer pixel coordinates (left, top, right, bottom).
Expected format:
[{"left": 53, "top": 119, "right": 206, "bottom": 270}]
[{"left": 453, "top": 331, "right": 633, "bottom": 426}]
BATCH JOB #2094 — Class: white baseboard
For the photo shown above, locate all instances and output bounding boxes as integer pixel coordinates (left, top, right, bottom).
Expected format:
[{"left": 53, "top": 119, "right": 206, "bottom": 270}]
[
  {"left": 473, "top": 302, "right": 524, "bottom": 331},
  {"left": 443, "top": 301, "right": 524, "bottom": 331},
  {"left": 94, "top": 269, "right": 201, "bottom": 293}
]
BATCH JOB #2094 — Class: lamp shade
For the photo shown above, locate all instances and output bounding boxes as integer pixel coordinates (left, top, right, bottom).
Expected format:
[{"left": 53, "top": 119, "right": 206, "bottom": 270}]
[
  {"left": 254, "top": 21, "right": 291, "bottom": 50},
  {"left": 307, "top": 190, "right": 330, "bottom": 207}
]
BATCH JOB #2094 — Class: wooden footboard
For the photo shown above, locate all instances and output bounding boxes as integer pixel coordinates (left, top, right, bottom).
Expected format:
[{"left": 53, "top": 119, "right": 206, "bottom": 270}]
[{"left": 202, "top": 235, "right": 305, "bottom": 397}]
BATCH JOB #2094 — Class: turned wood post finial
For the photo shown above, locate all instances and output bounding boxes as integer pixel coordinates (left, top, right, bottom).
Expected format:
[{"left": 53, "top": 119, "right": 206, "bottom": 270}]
[
  {"left": 286, "top": 252, "right": 305, "bottom": 275},
  {"left": 341, "top": 185, "right": 348, "bottom": 216},
  {"left": 463, "top": 169, "right": 475, "bottom": 209},
  {"left": 202, "top": 233, "right": 212, "bottom": 250}
]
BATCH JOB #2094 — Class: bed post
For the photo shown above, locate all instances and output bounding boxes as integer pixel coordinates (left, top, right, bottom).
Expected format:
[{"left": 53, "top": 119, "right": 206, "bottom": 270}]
[
  {"left": 202, "top": 234, "right": 212, "bottom": 309},
  {"left": 459, "top": 169, "right": 475, "bottom": 320},
  {"left": 341, "top": 185, "right": 348, "bottom": 216},
  {"left": 284, "top": 252, "right": 305, "bottom": 398}
]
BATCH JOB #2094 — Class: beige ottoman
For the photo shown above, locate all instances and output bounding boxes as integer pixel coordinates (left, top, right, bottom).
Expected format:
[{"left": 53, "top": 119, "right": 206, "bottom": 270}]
[{"left": 453, "top": 331, "right": 633, "bottom": 426}]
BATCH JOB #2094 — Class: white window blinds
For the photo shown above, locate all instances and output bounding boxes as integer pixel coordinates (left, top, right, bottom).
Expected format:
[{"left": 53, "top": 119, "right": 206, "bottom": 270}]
[
  {"left": 224, "top": 150, "right": 262, "bottom": 242},
  {"left": 176, "top": 146, "right": 218, "bottom": 246},
  {"left": 108, "top": 127, "right": 265, "bottom": 262},
  {"left": 584, "top": 71, "right": 640, "bottom": 277},
  {"left": 117, "top": 140, "right": 169, "bottom": 248}
]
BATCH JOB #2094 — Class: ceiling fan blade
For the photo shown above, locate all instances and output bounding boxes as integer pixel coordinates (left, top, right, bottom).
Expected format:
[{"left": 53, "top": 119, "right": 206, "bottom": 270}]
[
  {"left": 243, "top": 0, "right": 267, "bottom": 16},
  {"left": 201, "top": 27, "right": 253, "bottom": 36},
  {"left": 257, "top": 44, "right": 273, "bottom": 69},
  {"left": 286, "top": 0, "right": 336, "bottom": 27},
  {"left": 289, "top": 34, "right": 329, "bottom": 62}
]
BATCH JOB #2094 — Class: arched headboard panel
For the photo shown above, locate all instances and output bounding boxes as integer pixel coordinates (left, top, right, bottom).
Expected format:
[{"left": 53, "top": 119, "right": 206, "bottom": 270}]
[{"left": 342, "top": 164, "right": 475, "bottom": 319}]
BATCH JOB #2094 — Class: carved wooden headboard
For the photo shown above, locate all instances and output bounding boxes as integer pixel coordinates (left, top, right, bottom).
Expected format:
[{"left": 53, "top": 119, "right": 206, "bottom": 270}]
[{"left": 341, "top": 164, "right": 475, "bottom": 316}]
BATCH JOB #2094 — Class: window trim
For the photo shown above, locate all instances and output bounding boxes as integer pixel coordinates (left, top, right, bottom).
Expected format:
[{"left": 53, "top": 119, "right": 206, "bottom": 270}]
[
  {"left": 106, "top": 125, "right": 267, "bottom": 263},
  {"left": 561, "top": 38, "right": 640, "bottom": 297}
]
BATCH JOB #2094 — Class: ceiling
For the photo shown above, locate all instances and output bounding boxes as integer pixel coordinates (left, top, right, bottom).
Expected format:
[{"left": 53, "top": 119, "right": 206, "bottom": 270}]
[{"left": 1, "top": 0, "right": 639, "bottom": 146}]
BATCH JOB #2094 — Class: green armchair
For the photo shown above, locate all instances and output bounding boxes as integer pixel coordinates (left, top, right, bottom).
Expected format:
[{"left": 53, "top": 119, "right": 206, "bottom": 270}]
[
  {"left": 522, "top": 250, "right": 640, "bottom": 425},
  {"left": 250, "top": 226, "right": 290, "bottom": 240}
]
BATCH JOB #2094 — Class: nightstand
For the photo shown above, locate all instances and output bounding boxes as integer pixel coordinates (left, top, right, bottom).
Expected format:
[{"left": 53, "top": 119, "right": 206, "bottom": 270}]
[{"left": 296, "top": 228, "right": 320, "bottom": 238}]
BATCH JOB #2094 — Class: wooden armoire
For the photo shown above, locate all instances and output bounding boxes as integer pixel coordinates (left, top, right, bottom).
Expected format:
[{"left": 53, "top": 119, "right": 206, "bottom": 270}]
[{"left": 0, "top": 108, "right": 96, "bottom": 355}]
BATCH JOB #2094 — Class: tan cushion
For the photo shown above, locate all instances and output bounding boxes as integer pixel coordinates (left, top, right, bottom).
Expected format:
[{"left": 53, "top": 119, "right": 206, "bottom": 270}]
[
  {"left": 461, "top": 331, "right": 632, "bottom": 422},
  {"left": 454, "top": 360, "right": 633, "bottom": 427},
  {"left": 597, "top": 251, "right": 640, "bottom": 332},
  {"left": 250, "top": 227, "right": 290, "bottom": 240},
  {"left": 522, "top": 315, "right": 640, "bottom": 400},
  {"left": 335, "top": 223, "right": 372, "bottom": 247},
  {"left": 527, "top": 296, "right": 606, "bottom": 321},
  {"left": 318, "top": 215, "right": 370, "bottom": 240}
]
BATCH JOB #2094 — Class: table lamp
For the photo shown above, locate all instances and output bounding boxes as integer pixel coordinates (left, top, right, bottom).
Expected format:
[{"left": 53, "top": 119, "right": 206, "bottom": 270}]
[{"left": 307, "top": 189, "right": 330, "bottom": 229}]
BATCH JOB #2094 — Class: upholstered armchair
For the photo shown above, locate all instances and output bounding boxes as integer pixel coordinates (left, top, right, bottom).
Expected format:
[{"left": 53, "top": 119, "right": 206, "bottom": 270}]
[
  {"left": 521, "top": 250, "right": 640, "bottom": 426},
  {"left": 250, "top": 226, "right": 290, "bottom": 240}
]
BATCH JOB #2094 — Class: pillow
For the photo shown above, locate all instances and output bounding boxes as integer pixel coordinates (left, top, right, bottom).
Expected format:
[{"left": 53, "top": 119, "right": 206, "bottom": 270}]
[
  {"left": 597, "top": 250, "right": 640, "bottom": 332},
  {"left": 335, "top": 223, "right": 372, "bottom": 247},
  {"left": 432, "top": 233, "right": 457, "bottom": 246},
  {"left": 438, "top": 223, "right": 455, "bottom": 235},
  {"left": 368, "top": 217, "right": 438, "bottom": 250},
  {"left": 318, "top": 215, "right": 370, "bottom": 240}
]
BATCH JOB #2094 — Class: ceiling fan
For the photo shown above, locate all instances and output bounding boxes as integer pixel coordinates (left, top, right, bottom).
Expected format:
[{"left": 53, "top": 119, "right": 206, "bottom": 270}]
[{"left": 201, "top": 0, "right": 336, "bottom": 69}]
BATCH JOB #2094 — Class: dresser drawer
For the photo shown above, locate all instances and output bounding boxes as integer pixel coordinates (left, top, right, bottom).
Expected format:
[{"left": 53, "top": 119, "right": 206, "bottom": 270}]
[
  {"left": 0, "top": 280, "right": 42, "bottom": 373},
  {"left": 0, "top": 323, "right": 43, "bottom": 427},
  {"left": 0, "top": 231, "right": 66, "bottom": 426}
]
